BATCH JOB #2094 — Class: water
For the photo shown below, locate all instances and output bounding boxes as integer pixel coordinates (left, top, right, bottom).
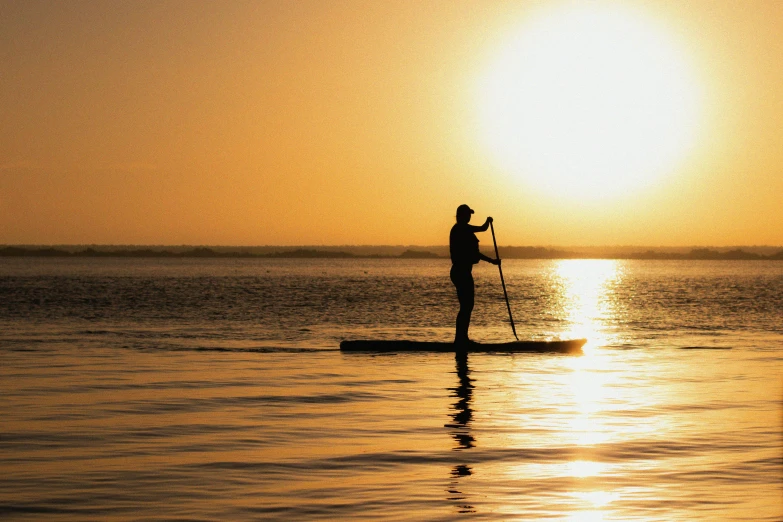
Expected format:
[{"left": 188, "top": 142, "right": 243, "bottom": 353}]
[{"left": 1, "top": 258, "right": 781, "bottom": 520}]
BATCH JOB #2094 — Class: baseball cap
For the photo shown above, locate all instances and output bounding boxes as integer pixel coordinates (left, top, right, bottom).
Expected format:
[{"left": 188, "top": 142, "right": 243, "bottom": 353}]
[{"left": 456, "top": 204, "right": 474, "bottom": 216}]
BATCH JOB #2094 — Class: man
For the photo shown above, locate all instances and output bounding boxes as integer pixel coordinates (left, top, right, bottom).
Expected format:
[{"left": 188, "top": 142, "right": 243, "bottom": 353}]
[{"left": 449, "top": 204, "right": 500, "bottom": 345}]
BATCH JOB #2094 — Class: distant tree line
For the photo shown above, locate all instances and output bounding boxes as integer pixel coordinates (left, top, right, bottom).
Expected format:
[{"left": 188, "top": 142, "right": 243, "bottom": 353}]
[
  {"left": 1, "top": 246, "right": 782, "bottom": 260},
  {"left": 0, "top": 246, "right": 443, "bottom": 259}
]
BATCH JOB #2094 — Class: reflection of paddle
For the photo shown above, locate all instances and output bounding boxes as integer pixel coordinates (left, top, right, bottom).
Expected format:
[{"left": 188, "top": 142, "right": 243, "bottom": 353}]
[{"left": 490, "top": 221, "right": 518, "bottom": 341}]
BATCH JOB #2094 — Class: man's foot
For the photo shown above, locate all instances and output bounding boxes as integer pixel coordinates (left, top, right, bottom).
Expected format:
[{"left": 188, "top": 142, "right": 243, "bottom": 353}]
[{"left": 454, "top": 338, "right": 477, "bottom": 346}]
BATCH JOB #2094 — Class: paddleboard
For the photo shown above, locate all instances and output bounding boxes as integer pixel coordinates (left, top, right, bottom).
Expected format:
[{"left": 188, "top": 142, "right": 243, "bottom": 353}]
[{"left": 340, "top": 339, "right": 586, "bottom": 354}]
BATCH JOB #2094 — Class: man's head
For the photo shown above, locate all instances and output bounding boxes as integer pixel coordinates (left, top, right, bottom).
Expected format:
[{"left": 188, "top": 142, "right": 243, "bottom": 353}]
[{"left": 456, "top": 204, "right": 474, "bottom": 224}]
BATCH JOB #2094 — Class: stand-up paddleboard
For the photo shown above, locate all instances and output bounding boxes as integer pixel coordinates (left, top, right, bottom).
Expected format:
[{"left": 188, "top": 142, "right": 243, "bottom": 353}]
[{"left": 340, "top": 339, "right": 586, "bottom": 354}]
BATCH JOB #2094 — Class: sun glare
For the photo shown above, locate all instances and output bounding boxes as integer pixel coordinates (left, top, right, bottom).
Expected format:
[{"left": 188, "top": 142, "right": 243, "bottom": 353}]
[
  {"left": 477, "top": 3, "right": 701, "bottom": 200},
  {"left": 554, "top": 259, "right": 622, "bottom": 350}
]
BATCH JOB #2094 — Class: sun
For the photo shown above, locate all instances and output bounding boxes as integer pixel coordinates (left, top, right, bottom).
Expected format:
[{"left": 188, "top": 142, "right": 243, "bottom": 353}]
[{"left": 477, "top": 3, "right": 701, "bottom": 201}]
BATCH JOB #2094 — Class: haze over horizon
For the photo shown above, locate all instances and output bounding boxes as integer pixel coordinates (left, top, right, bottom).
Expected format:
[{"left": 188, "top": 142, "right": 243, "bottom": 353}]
[{"left": 2, "top": 1, "right": 782, "bottom": 247}]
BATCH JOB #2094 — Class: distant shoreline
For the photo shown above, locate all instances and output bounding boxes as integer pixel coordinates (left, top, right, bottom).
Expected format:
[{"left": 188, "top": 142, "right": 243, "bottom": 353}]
[{"left": 2, "top": 246, "right": 782, "bottom": 260}]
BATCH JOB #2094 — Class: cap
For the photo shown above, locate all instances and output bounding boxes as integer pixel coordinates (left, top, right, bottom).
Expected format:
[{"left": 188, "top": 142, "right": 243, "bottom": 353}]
[{"left": 456, "top": 204, "right": 474, "bottom": 216}]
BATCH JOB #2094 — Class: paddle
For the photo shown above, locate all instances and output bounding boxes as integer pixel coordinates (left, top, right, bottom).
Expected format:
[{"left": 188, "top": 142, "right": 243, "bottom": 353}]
[{"left": 489, "top": 221, "right": 519, "bottom": 341}]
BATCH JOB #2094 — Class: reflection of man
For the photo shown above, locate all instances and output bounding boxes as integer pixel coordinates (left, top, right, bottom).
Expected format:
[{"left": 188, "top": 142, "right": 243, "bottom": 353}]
[
  {"left": 447, "top": 351, "right": 474, "bottom": 449},
  {"left": 449, "top": 204, "right": 500, "bottom": 345},
  {"left": 445, "top": 352, "right": 476, "bottom": 513}
]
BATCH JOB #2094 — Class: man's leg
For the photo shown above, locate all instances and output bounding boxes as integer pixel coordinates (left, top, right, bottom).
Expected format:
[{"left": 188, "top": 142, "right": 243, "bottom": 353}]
[{"left": 454, "top": 274, "right": 475, "bottom": 343}]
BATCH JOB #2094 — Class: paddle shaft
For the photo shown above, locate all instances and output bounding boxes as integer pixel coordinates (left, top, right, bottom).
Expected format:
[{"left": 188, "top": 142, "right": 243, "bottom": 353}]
[{"left": 489, "top": 221, "right": 518, "bottom": 340}]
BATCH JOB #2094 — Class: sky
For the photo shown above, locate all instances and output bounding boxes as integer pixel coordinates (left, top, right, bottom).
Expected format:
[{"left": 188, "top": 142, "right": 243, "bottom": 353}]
[{"left": 1, "top": 0, "right": 782, "bottom": 247}]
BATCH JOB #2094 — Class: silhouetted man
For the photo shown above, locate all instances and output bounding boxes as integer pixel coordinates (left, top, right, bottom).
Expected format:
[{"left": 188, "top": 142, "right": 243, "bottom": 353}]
[{"left": 449, "top": 204, "right": 500, "bottom": 345}]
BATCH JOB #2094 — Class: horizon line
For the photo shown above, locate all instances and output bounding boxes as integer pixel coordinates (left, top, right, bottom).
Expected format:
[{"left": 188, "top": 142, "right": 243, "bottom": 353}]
[{"left": 2, "top": 243, "right": 782, "bottom": 249}]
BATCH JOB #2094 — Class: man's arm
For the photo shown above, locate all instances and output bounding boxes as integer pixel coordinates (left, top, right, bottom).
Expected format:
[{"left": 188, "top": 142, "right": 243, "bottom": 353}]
[
  {"left": 478, "top": 252, "right": 500, "bottom": 265},
  {"left": 468, "top": 216, "right": 493, "bottom": 233}
]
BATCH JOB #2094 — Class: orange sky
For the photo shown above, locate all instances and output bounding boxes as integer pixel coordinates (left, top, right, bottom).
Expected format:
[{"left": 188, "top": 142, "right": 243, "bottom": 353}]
[{"left": 1, "top": 1, "right": 781, "bottom": 246}]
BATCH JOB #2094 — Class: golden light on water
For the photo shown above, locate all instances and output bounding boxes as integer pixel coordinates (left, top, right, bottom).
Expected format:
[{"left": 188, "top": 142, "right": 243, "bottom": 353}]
[
  {"left": 567, "top": 460, "right": 606, "bottom": 479},
  {"left": 551, "top": 261, "right": 627, "bottom": 517},
  {"left": 573, "top": 490, "right": 621, "bottom": 509},
  {"left": 566, "top": 508, "right": 611, "bottom": 522},
  {"left": 547, "top": 260, "right": 627, "bottom": 450},
  {"left": 553, "top": 259, "right": 623, "bottom": 352}
]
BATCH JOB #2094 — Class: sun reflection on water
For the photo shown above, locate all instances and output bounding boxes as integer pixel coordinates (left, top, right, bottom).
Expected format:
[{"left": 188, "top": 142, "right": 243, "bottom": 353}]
[
  {"left": 567, "top": 460, "right": 606, "bottom": 478},
  {"left": 552, "top": 259, "right": 623, "bottom": 352},
  {"left": 493, "top": 260, "right": 672, "bottom": 518},
  {"left": 554, "top": 260, "right": 625, "bottom": 518},
  {"left": 553, "top": 260, "right": 625, "bottom": 448},
  {"left": 566, "top": 509, "right": 609, "bottom": 522}
]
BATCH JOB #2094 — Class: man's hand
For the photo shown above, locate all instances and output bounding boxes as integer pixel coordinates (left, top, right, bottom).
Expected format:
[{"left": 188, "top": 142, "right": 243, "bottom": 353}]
[
  {"left": 486, "top": 216, "right": 493, "bottom": 224},
  {"left": 492, "top": 258, "right": 501, "bottom": 266}
]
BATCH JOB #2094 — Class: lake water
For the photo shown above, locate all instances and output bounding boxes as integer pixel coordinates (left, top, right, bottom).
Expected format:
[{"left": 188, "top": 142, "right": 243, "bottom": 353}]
[{"left": 1, "top": 258, "right": 781, "bottom": 520}]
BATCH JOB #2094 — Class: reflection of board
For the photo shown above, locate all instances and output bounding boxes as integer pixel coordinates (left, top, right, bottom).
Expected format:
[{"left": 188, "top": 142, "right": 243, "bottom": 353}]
[{"left": 340, "top": 339, "right": 586, "bottom": 354}]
